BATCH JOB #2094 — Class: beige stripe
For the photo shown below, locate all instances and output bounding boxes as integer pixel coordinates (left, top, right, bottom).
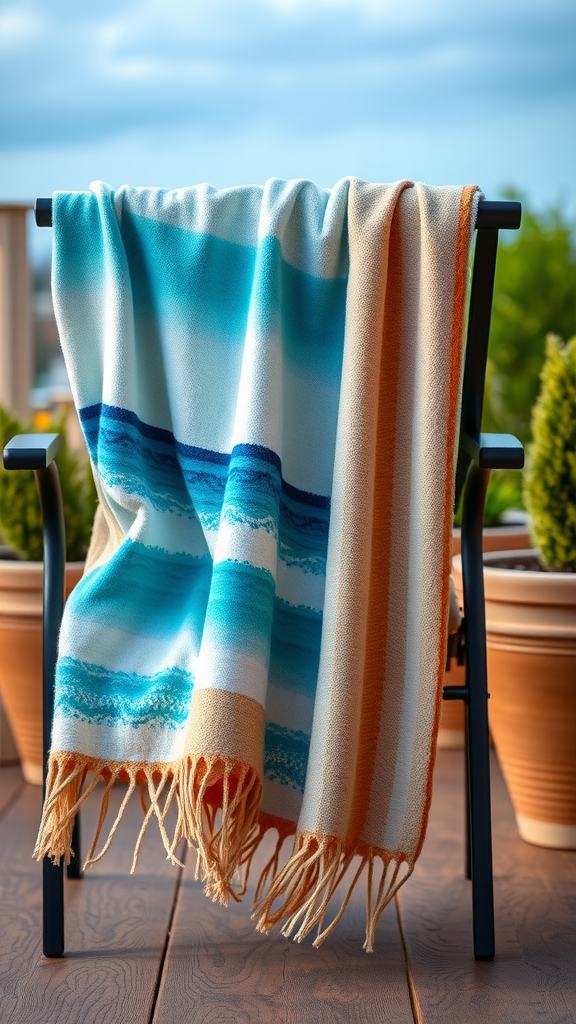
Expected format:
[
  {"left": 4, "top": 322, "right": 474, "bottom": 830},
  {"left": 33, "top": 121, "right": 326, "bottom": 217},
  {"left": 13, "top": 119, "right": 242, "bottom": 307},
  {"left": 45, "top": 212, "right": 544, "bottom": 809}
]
[
  {"left": 298, "top": 179, "right": 411, "bottom": 838},
  {"left": 184, "top": 688, "right": 266, "bottom": 777},
  {"left": 361, "top": 186, "right": 421, "bottom": 849},
  {"left": 375, "top": 187, "right": 462, "bottom": 851}
]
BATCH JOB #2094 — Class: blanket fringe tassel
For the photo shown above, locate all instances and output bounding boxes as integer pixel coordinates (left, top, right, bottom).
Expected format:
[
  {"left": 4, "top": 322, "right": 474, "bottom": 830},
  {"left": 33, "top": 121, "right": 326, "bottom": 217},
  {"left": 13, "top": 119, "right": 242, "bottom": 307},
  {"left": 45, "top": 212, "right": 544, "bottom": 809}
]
[
  {"left": 33, "top": 754, "right": 412, "bottom": 950},
  {"left": 252, "top": 832, "right": 412, "bottom": 951}
]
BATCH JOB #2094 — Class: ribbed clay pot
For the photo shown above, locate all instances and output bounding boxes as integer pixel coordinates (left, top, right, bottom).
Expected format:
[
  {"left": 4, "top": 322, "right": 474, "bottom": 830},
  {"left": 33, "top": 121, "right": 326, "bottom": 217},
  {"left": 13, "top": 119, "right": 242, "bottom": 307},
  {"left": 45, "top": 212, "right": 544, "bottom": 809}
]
[
  {"left": 453, "top": 550, "right": 576, "bottom": 849},
  {"left": 438, "top": 525, "right": 530, "bottom": 749},
  {"left": 0, "top": 560, "right": 84, "bottom": 784}
]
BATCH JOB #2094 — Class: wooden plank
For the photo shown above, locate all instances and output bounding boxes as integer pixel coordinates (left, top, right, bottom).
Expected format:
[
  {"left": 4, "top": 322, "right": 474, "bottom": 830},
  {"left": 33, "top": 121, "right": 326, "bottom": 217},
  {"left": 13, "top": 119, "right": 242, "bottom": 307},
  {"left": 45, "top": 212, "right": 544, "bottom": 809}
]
[
  {"left": 496, "top": 877, "right": 576, "bottom": 1023},
  {"left": 154, "top": 830, "right": 414, "bottom": 1024},
  {"left": 0, "top": 765, "right": 24, "bottom": 819},
  {"left": 0, "top": 780, "right": 182, "bottom": 1024},
  {"left": 491, "top": 755, "right": 576, "bottom": 1023},
  {"left": 397, "top": 750, "right": 576, "bottom": 1024}
]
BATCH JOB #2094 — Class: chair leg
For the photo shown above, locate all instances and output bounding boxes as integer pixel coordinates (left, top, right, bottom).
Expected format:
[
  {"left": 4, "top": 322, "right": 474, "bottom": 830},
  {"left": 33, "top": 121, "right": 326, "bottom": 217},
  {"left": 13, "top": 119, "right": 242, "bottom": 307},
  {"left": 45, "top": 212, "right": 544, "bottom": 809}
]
[
  {"left": 67, "top": 812, "right": 82, "bottom": 879},
  {"left": 461, "top": 463, "right": 495, "bottom": 961},
  {"left": 43, "top": 858, "right": 64, "bottom": 957},
  {"left": 464, "top": 708, "right": 472, "bottom": 881},
  {"left": 465, "top": 678, "right": 494, "bottom": 959},
  {"left": 35, "top": 462, "right": 67, "bottom": 956}
]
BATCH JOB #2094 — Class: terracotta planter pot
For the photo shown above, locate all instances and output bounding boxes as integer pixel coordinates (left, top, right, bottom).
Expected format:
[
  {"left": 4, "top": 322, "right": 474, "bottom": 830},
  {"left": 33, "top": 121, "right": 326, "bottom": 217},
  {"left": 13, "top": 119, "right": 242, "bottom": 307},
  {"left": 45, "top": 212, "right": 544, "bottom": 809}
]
[
  {"left": 453, "top": 550, "right": 576, "bottom": 849},
  {"left": 438, "top": 524, "right": 531, "bottom": 749},
  {"left": 0, "top": 560, "right": 84, "bottom": 784}
]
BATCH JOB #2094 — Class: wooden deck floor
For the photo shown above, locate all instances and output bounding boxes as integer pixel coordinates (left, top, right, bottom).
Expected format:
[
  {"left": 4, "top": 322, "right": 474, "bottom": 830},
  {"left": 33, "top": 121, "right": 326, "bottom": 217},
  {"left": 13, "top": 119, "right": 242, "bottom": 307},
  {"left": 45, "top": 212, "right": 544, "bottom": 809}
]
[{"left": 0, "top": 751, "right": 574, "bottom": 1024}]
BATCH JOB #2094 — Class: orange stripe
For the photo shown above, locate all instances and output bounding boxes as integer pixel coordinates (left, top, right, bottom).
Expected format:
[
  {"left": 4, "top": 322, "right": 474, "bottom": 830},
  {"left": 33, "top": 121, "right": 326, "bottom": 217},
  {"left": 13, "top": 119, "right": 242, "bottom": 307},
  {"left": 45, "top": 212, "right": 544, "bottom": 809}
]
[
  {"left": 413, "top": 184, "right": 479, "bottom": 862},
  {"left": 345, "top": 200, "right": 405, "bottom": 847}
]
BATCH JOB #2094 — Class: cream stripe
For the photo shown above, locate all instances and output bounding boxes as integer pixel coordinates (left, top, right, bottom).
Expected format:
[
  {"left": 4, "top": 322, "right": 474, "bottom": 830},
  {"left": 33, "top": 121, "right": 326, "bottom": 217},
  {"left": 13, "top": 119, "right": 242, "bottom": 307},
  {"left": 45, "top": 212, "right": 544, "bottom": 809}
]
[
  {"left": 375, "top": 187, "right": 458, "bottom": 850},
  {"left": 407, "top": 185, "right": 482, "bottom": 860},
  {"left": 369, "top": 185, "right": 479, "bottom": 853},
  {"left": 344, "top": 198, "right": 406, "bottom": 847},
  {"left": 299, "top": 182, "right": 479, "bottom": 856},
  {"left": 401, "top": 186, "right": 480, "bottom": 856}
]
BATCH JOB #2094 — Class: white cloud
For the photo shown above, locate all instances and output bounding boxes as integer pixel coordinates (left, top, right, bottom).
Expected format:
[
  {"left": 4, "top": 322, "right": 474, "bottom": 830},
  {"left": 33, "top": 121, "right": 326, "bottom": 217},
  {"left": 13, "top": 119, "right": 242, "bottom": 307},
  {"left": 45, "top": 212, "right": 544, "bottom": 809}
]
[{"left": 0, "top": 8, "right": 40, "bottom": 50}]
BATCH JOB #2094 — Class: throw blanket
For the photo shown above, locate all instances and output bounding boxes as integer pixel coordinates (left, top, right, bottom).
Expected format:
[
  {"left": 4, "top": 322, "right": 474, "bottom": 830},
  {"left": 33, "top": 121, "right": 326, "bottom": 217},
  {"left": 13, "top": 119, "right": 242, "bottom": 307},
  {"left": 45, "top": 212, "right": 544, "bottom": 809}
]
[{"left": 36, "top": 178, "right": 479, "bottom": 949}]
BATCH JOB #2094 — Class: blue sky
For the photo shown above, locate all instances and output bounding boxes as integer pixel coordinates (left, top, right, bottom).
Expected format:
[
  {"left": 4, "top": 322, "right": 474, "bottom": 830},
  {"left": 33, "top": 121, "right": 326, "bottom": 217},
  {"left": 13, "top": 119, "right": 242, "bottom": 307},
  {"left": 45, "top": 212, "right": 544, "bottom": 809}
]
[{"left": 1, "top": 0, "right": 574, "bottom": 263}]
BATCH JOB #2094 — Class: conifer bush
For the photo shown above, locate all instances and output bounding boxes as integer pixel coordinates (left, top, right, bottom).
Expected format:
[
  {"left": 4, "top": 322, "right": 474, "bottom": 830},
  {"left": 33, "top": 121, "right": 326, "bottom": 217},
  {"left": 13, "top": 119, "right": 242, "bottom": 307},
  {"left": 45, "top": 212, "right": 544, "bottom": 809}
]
[
  {"left": 0, "top": 404, "right": 97, "bottom": 562},
  {"left": 524, "top": 334, "right": 576, "bottom": 570}
]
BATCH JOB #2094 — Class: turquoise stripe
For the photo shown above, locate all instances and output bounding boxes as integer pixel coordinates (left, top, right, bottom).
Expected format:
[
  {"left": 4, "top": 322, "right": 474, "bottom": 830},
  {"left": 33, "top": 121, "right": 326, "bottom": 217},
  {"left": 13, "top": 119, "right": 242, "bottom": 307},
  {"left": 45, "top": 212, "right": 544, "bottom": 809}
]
[
  {"left": 55, "top": 656, "right": 193, "bottom": 728},
  {"left": 123, "top": 211, "right": 257, "bottom": 347},
  {"left": 202, "top": 560, "right": 276, "bottom": 664},
  {"left": 202, "top": 561, "right": 323, "bottom": 678},
  {"left": 53, "top": 191, "right": 109, "bottom": 292},
  {"left": 252, "top": 237, "right": 347, "bottom": 377},
  {"left": 279, "top": 488, "right": 329, "bottom": 574},
  {"left": 69, "top": 540, "right": 212, "bottom": 641},
  {"left": 121, "top": 215, "right": 347, "bottom": 376},
  {"left": 91, "top": 416, "right": 198, "bottom": 520}
]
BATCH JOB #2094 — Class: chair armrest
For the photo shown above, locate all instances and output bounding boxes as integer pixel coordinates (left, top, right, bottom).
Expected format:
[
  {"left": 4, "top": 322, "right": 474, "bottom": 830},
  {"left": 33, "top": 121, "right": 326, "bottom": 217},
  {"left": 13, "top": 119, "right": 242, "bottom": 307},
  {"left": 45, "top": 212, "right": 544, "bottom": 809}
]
[
  {"left": 461, "top": 432, "right": 524, "bottom": 471},
  {"left": 3, "top": 433, "right": 61, "bottom": 471}
]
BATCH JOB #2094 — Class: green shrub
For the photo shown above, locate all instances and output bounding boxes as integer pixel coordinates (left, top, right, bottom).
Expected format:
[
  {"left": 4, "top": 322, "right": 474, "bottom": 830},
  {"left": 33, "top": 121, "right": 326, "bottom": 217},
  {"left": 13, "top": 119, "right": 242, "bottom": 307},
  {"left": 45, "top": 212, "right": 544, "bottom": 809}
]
[
  {"left": 0, "top": 405, "right": 97, "bottom": 562},
  {"left": 524, "top": 334, "right": 576, "bottom": 570}
]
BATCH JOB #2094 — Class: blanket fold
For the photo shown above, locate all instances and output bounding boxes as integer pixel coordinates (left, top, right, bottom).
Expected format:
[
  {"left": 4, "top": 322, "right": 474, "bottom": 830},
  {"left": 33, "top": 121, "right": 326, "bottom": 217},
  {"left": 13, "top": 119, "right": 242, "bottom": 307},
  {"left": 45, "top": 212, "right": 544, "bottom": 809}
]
[{"left": 35, "top": 177, "right": 480, "bottom": 949}]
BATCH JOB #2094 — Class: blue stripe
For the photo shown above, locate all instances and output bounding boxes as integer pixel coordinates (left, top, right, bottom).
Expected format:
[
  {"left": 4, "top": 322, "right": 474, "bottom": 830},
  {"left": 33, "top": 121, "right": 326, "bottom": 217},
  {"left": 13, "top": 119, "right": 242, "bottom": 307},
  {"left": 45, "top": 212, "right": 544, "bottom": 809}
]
[
  {"left": 79, "top": 404, "right": 330, "bottom": 511},
  {"left": 81, "top": 406, "right": 331, "bottom": 573},
  {"left": 269, "top": 598, "right": 323, "bottom": 699},
  {"left": 264, "top": 722, "right": 310, "bottom": 792}
]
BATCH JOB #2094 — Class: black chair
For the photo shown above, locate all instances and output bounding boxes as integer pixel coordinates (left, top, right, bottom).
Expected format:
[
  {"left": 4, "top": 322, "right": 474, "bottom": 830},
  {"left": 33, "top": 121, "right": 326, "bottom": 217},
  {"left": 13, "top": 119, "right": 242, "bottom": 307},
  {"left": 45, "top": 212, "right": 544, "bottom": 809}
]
[{"left": 3, "top": 196, "right": 523, "bottom": 960}]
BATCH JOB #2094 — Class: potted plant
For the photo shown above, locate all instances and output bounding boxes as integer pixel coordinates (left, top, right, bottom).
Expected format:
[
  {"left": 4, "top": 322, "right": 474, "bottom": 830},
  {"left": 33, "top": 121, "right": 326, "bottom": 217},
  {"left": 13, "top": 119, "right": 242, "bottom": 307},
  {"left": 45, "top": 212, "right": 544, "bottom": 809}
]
[
  {"left": 453, "top": 335, "right": 576, "bottom": 847},
  {"left": 0, "top": 404, "right": 97, "bottom": 783}
]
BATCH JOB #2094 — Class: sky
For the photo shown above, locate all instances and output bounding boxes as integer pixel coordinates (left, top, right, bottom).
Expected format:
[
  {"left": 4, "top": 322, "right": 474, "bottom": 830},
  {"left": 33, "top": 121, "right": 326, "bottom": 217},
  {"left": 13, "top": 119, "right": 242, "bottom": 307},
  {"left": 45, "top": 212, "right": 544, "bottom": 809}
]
[{"left": 1, "top": 0, "right": 575, "bottom": 264}]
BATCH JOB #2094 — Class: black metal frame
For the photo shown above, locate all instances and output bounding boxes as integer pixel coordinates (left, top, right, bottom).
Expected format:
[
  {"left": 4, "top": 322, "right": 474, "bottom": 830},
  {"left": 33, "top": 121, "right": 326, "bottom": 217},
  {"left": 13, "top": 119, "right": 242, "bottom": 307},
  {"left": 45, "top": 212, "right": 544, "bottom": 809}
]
[
  {"left": 444, "top": 199, "right": 523, "bottom": 960},
  {"left": 2, "top": 195, "right": 522, "bottom": 961},
  {"left": 3, "top": 434, "right": 81, "bottom": 958}
]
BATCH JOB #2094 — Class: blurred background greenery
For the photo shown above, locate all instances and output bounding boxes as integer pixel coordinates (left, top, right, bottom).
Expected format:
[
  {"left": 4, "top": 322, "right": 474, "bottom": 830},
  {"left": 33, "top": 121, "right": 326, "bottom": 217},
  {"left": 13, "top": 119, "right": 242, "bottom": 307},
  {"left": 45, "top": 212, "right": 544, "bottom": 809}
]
[{"left": 484, "top": 196, "right": 576, "bottom": 447}]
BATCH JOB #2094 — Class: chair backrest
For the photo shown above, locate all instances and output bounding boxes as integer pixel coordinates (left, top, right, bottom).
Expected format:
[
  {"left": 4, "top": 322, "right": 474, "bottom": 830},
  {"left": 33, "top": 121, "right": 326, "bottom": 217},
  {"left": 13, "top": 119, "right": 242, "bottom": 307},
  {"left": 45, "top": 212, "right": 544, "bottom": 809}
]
[{"left": 455, "top": 200, "right": 521, "bottom": 506}]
